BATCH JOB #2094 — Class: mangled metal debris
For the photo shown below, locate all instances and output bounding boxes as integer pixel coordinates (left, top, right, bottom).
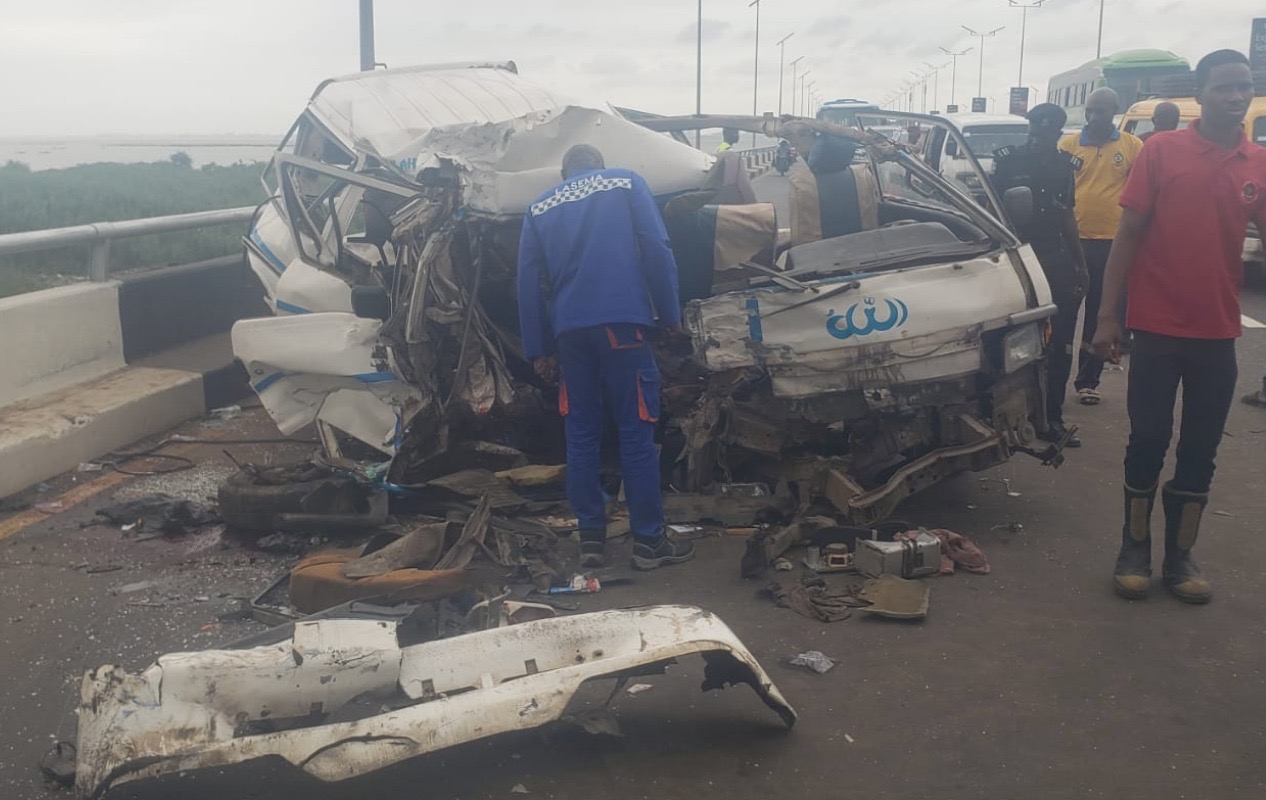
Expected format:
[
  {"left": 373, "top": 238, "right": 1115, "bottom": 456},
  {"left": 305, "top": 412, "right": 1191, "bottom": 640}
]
[
  {"left": 75, "top": 606, "right": 795, "bottom": 798},
  {"left": 237, "top": 62, "right": 1070, "bottom": 528}
]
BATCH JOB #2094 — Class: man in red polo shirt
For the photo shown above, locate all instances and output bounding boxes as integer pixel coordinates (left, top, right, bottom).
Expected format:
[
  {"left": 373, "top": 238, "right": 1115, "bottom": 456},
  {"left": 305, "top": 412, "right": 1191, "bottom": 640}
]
[{"left": 1093, "top": 50, "right": 1266, "bottom": 604}]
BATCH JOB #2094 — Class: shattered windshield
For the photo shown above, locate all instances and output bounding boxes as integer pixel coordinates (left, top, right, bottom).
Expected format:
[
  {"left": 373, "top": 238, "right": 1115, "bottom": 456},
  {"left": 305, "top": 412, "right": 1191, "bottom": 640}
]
[{"left": 875, "top": 156, "right": 974, "bottom": 218}]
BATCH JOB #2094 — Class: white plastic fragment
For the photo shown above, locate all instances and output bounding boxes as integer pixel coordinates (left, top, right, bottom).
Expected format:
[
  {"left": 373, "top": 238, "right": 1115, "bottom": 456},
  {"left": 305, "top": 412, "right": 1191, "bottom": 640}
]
[{"left": 75, "top": 606, "right": 796, "bottom": 797}]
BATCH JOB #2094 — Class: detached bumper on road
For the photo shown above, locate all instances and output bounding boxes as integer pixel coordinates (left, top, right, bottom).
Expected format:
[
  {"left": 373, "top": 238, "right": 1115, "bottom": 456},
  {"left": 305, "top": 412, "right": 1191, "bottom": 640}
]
[{"left": 75, "top": 605, "right": 796, "bottom": 799}]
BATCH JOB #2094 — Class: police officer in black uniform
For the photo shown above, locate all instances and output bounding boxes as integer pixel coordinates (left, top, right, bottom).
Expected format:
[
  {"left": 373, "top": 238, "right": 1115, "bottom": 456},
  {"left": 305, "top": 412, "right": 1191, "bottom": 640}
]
[{"left": 992, "top": 103, "right": 1089, "bottom": 448}]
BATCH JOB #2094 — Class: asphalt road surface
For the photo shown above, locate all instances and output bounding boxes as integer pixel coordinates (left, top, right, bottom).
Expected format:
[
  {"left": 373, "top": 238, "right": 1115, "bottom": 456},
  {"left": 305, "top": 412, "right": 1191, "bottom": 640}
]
[{"left": 5, "top": 190, "right": 1266, "bottom": 796}]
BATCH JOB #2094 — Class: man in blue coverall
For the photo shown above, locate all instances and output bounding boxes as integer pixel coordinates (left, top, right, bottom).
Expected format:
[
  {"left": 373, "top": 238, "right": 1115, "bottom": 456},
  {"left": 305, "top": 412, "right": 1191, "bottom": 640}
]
[{"left": 517, "top": 145, "right": 695, "bottom": 571}]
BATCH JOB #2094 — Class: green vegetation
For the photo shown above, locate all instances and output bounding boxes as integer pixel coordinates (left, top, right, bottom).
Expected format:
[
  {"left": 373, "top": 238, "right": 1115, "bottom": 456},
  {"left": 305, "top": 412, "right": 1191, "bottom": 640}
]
[{"left": 0, "top": 159, "right": 268, "bottom": 297}]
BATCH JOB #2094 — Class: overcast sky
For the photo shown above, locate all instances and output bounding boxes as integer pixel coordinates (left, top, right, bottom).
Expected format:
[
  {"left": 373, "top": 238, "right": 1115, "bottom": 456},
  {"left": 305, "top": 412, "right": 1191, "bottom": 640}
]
[{"left": 1, "top": 0, "right": 1261, "bottom": 136}]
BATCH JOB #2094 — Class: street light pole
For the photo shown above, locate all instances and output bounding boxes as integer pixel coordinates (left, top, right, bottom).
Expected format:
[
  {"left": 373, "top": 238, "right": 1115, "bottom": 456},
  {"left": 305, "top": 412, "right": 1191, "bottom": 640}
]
[
  {"left": 962, "top": 25, "right": 1005, "bottom": 100},
  {"left": 790, "top": 56, "right": 804, "bottom": 117},
  {"left": 695, "top": 0, "right": 702, "bottom": 148},
  {"left": 1096, "top": 0, "right": 1105, "bottom": 58},
  {"left": 800, "top": 71, "right": 811, "bottom": 116},
  {"left": 776, "top": 33, "right": 793, "bottom": 116},
  {"left": 749, "top": 0, "right": 761, "bottom": 147},
  {"left": 805, "top": 79, "right": 817, "bottom": 116},
  {"left": 924, "top": 61, "right": 950, "bottom": 111},
  {"left": 1009, "top": 1, "right": 1045, "bottom": 89},
  {"left": 908, "top": 71, "right": 926, "bottom": 112},
  {"left": 358, "top": 0, "right": 375, "bottom": 72},
  {"left": 940, "top": 46, "right": 973, "bottom": 108}
]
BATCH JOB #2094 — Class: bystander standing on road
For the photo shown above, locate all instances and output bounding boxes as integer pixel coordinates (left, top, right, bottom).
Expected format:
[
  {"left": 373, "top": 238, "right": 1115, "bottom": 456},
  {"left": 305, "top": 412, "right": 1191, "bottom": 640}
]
[
  {"left": 993, "top": 103, "right": 1089, "bottom": 448},
  {"left": 1140, "top": 101, "right": 1182, "bottom": 142},
  {"left": 1094, "top": 50, "right": 1266, "bottom": 604},
  {"left": 1060, "top": 88, "right": 1144, "bottom": 408},
  {"left": 715, "top": 127, "right": 740, "bottom": 154},
  {"left": 518, "top": 145, "right": 695, "bottom": 572}
]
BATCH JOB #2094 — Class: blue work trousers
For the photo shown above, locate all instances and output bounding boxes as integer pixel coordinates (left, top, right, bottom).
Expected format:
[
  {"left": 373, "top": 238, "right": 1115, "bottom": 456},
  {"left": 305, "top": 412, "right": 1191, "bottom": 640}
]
[{"left": 556, "top": 323, "right": 664, "bottom": 541}]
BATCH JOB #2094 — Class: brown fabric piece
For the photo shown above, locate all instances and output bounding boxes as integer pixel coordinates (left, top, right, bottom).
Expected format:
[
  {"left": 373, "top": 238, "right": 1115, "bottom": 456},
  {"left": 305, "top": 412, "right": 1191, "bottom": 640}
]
[
  {"left": 858, "top": 575, "right": 930, "bottom": 619},
  {"left": 494, "top": 464, "right": 566, "bottom": 486},
  {"left": 712, "top": 151, "right": 758, "bottom": 205},
  {"left": 290, "top": 549, "right": 471, "bottom": 614},
  {"left": 340, "top": 522, "right": 451, "bottom": 578},
  {"left": 433, "top": 494, "right": 492, "bottom": 570},
  {"left": 765, "top": 579, "right": 866, "bottom": 623},
  {"left": 788, "top": 165, "right": 823, "bottom": 246},
  {"left": 788, "top": 163, "right": 880, "bottom": 248},
  {"left": 710, "top": 203, "right": 778, "bottom": 272},
  {"left": 427, "top": 470, "right": 526, "bottom": 508},
  {"left": 851, "top": 163, "right": 881, "bottom": 231},
  {"left": 895, "top": 528, "right": 990, "bottom": 575}
]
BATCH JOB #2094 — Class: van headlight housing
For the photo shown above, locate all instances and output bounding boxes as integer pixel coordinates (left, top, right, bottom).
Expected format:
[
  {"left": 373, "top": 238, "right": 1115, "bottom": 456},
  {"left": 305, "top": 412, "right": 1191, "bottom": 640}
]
[{"left": 1003, "top": 323, "right": 1043, "bottom": 373}]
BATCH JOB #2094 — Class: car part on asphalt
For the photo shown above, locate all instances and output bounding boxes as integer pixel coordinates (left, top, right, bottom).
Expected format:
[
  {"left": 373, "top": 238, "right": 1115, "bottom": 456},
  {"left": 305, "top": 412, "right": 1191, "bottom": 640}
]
[
  {"left": 75, "top": 605, "right": 796, "bottom": 799},
  {"left": 217, "top": 461, "right": 375, "bottom": 532}
]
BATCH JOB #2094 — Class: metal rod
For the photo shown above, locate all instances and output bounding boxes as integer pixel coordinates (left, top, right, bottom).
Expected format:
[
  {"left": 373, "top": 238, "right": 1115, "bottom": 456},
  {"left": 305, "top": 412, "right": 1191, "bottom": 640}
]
[
  {"left": 750, "top": 0, "right": 761, "bottom": 147},
  {"left": 924, "top": 61, "right": 949, "bottom": 111},
  {"left": 1096, "top": 0, "right": 1105, "bottom": 59},
  {"left": 1010, "top": 1, "right": 1045, "bottom": 90},
  {"left": 1019, "top": 6, "right": 1027, "bottom": 85},
  {"left": 776, "top": 33, "right": 793, "bottom": 116},
  {"left": 358, "top": 0, "right": 375, "bottom": 72},
  {"left": 790, "top": 56, "right": 804, "bottom": 118},
  {"left": 941, "top": 46, "right": 972, "bottom": 109},
  {"left": 979, "top": 43, "right": 985, "bottom": 97},
  {"left": 696, "top": 0, "right": 702, "bottom": 149},
  {"left": 963, "top": 25, "right": 1004, "bottom": 101}
]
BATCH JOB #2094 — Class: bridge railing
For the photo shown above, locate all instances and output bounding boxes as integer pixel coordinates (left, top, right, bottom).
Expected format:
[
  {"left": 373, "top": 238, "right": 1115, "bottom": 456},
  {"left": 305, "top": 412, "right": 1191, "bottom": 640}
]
[
  {"left": 0, "top": 207, "right": 257, "bottom": 282},
  {"left": 0, "top": 146, "right": 777, "bottom": 288},
  {"left": 739, "top": 146, "right": 778, "bottom": 176}
]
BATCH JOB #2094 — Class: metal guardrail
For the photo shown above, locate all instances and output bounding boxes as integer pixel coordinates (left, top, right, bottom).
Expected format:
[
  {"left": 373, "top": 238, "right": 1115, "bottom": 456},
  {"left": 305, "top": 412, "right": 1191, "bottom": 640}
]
[
  {"left": 0, "top": 206, "right": 256, "bottom": 281},
  {"left": 0, "top": 146, "right": 777, "bottom": 285},
  {"left": 740, "top": 146, "right": 778, "bottom": 173}
]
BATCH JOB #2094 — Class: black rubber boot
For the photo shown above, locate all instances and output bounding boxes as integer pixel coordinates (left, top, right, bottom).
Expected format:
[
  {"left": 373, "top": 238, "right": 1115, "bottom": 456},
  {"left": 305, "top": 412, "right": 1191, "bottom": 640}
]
[
  {"left": 631, "top": 531, "right": 696, "bottom": 571},
  {"left": 1160, "top": 483, "right": 1213, "bottom": 604},
  {"left": 579, "top": 528, "right": 607, "bottom": 569},
  {"left": 1113, "top": 483, "right": 1156, "bottom": 600}
]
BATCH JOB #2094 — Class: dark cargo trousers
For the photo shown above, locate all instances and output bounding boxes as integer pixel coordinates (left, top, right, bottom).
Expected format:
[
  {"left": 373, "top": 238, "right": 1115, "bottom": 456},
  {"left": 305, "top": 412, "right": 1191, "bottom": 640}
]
[{"left": 1124, "top": 331, "right": 1237, "bottom": 493}]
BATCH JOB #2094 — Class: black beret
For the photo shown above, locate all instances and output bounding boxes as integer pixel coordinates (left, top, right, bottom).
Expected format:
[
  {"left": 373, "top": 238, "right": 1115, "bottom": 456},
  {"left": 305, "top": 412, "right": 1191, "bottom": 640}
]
[{"left": 1026, "top": 103, "right": 1068, "bottom": 129}]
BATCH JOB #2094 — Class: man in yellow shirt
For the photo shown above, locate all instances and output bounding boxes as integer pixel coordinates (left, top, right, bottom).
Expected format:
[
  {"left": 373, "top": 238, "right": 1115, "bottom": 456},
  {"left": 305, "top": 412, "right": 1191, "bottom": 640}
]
[{"left": 1059, "top": 87, "right": 1145, "bottom": 407}]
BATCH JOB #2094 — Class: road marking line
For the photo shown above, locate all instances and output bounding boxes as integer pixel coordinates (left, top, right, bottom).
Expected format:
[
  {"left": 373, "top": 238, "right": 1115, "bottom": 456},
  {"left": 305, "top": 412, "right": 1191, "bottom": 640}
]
[
  {"left": 0, "top": 443, "right": 199, "bottom": 543},
  {"left": 1243, "top": 314, "right": 1266, "bottom": 329},
  {"left": 0, "top": 472, "right": 132, "bottom": 542}
]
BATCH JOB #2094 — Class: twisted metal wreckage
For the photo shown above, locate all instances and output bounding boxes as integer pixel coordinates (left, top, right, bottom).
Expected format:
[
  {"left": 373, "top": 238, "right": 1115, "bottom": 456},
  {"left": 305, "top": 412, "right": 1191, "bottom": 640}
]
[{"left": 232, "top": 62, "right": 1066, "bottom": 526}]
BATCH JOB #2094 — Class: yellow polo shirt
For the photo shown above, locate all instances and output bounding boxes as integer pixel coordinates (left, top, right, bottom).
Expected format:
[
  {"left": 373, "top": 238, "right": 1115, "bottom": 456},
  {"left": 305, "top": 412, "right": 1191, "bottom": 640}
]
[{"left": 1058, "top": 128, "right": 1145, "bottom": 239}]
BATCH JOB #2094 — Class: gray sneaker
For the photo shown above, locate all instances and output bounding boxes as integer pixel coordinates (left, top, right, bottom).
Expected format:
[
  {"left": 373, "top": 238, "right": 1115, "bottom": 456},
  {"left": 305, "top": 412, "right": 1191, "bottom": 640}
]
[
  {"left": 579, "top": 529, "right": 606, "bottom": 569},
  {"left": 630, "top": 533, "right": 695, "bottom": 571}
]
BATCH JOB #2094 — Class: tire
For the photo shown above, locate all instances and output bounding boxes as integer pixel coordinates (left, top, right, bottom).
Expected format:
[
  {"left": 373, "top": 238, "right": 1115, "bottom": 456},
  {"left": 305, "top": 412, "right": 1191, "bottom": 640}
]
[{"left": 217, "top": 464, "right": 354, "bottom": 532}]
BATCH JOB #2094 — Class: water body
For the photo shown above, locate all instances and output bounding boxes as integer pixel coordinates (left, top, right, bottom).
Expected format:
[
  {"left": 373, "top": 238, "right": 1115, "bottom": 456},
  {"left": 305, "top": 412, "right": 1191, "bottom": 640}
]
[{"left": 0, "top": 136, "right": 280, "bottom": 171}]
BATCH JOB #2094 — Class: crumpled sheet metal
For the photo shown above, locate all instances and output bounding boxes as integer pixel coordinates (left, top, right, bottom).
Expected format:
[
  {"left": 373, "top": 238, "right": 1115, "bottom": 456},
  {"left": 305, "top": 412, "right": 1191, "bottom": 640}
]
[{"left": 75, "top": 605, "right": 795, "bottom": 798}]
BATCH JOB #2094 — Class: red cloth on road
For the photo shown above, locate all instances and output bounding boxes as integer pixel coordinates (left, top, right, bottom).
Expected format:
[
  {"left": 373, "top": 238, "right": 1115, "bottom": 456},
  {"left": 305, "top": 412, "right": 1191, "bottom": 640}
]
[{"left": 895, "top": 528, "right": 991, "bottom": 575}]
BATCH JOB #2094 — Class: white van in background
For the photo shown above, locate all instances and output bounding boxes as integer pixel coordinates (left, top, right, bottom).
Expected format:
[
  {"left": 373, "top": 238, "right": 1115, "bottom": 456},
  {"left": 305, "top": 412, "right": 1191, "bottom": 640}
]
[{"left": 916, "top": 113, "right": 1030, "bottom": 202}]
